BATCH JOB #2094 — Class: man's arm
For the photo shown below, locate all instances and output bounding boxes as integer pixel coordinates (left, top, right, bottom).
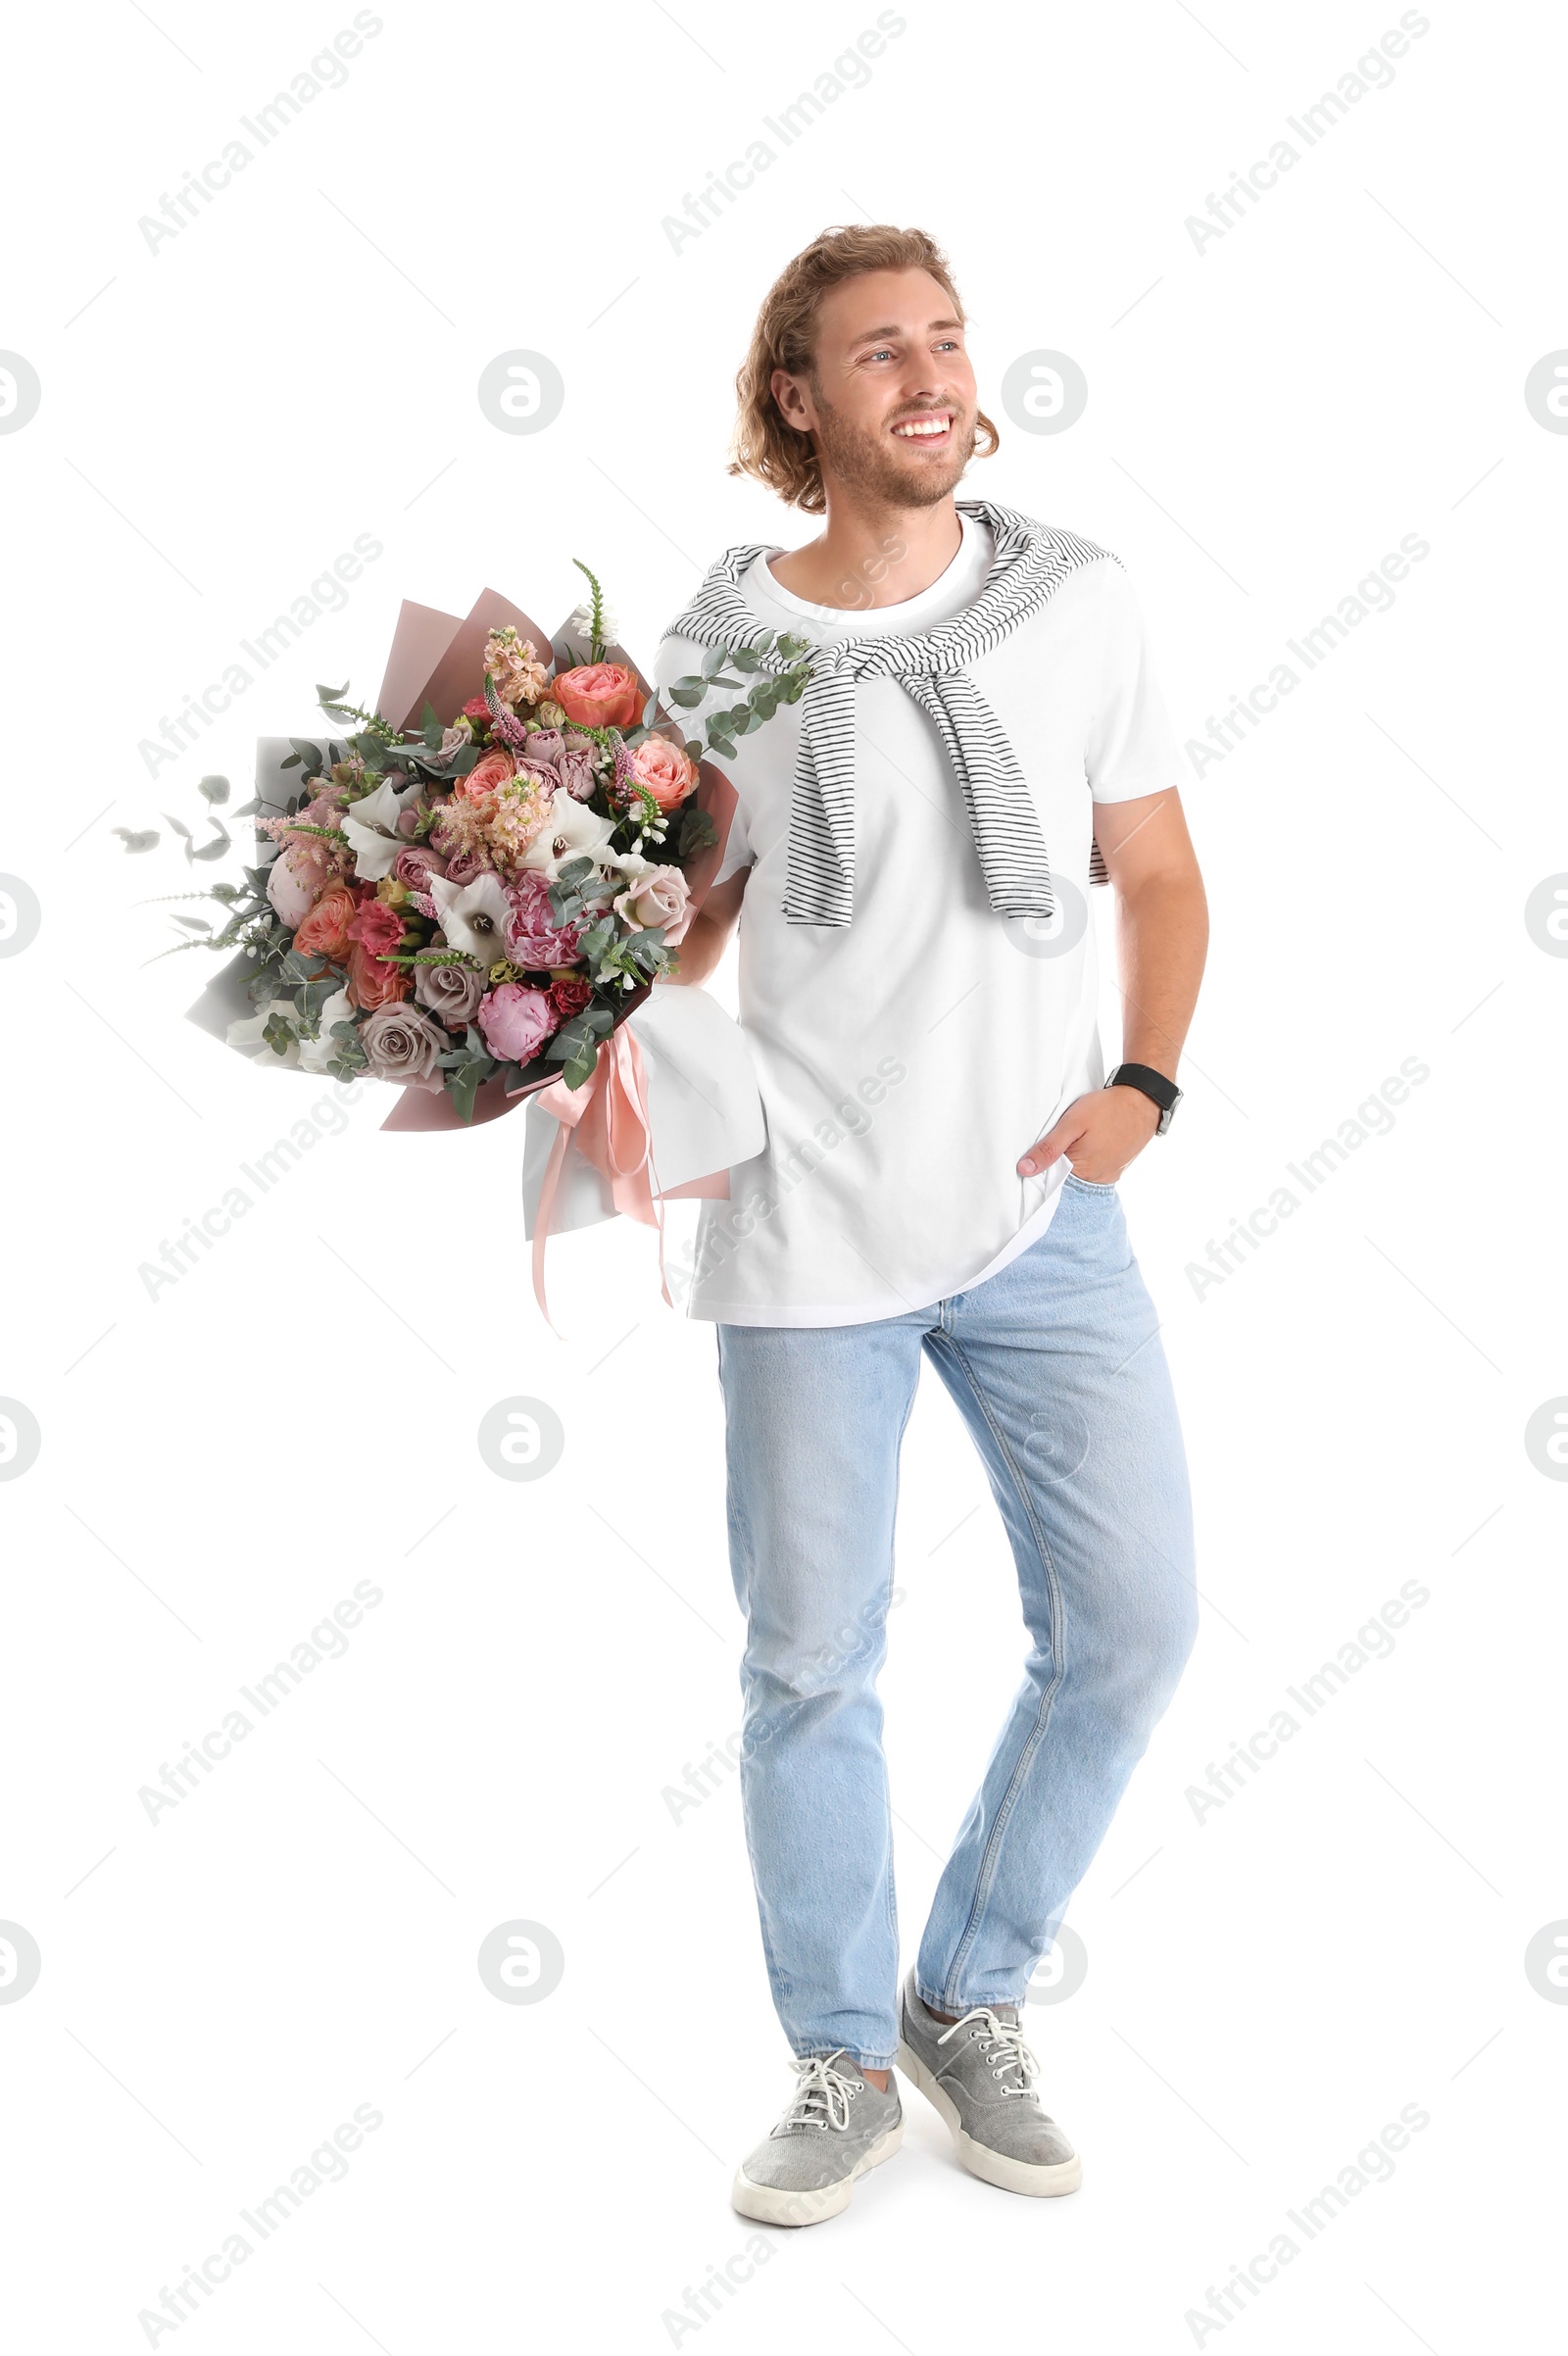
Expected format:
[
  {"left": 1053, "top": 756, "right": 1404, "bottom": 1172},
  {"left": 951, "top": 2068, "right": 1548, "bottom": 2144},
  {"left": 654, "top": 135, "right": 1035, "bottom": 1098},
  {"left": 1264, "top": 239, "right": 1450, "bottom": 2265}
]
[
  {"left": 1017, "top": 789, "right": 1208, "bottom": 1184},
  {"left": 665, "top": 866, "right": 749, "bottom": 986}
]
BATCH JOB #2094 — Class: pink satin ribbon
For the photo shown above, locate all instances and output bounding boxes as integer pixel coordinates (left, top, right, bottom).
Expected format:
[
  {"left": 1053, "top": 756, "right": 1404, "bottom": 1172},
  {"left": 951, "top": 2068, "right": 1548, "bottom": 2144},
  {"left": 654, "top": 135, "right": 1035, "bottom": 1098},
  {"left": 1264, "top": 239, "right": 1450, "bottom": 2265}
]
[{"left": 530, "top": 1024, "right": 671, "bottom": 1333}]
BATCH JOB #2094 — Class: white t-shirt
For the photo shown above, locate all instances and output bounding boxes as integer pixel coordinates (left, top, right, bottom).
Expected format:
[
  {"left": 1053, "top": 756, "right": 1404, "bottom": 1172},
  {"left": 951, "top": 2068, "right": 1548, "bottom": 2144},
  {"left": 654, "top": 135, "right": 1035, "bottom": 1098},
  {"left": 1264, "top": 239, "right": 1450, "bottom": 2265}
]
[{"left": 656, "top": 510, "right": 1184, "bottom": 1327}]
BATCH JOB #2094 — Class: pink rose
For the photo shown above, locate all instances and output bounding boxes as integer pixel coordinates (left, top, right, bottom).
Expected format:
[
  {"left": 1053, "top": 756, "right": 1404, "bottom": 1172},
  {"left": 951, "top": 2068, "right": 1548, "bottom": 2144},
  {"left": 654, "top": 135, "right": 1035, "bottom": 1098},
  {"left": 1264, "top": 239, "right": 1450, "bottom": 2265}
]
[
  {"left": 504, "top": 869, "right": 582, "bottom": 969},
  {"left": 629, "top": 734, "right": 700, "bottom": 810},
  {"left": 456, "top": 747, "right": 515, "bottom": 805},
  {"left": 393, "top": 843, "right": 447, "bottom": 892},
  {"left": 552, "top": 663, "right": 642, "bottom": 730},
  {"left": 612, "top": 860, "right": 692, "bottom": 943},
  {"left": 442, "top": 849, "right": 489, "bottom": 888},
  {"left": 292, "top": 881, "right": 360, "bottom": 964},
  {"left": 347, "top": 942, "right": 411, "bottom": 1010},
  {"left": 477, "top": 984, "right": 558, "bottom": 1065}
]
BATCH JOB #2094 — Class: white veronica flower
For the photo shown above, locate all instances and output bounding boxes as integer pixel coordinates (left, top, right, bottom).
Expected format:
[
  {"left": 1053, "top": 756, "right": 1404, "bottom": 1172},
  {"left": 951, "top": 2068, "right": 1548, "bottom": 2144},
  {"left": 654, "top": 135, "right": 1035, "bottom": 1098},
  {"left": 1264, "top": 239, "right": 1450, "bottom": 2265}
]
[
  {"left": 429, "top": 871, "right": 512, "bottom": 962},
  {"left": 567, "top": 595, "right": 619, "bottom": 651},
  {"left": 339, "top": 776, "right": 422, "bottom": 879}
]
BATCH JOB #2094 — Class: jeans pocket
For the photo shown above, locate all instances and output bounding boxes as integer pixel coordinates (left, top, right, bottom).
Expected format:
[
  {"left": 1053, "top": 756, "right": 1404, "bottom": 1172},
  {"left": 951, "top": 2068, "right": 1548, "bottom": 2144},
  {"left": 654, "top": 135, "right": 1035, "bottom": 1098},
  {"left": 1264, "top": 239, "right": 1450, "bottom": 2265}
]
[{"left": 1063, "top": 1171, "right": 1117, "bottom": 1196}]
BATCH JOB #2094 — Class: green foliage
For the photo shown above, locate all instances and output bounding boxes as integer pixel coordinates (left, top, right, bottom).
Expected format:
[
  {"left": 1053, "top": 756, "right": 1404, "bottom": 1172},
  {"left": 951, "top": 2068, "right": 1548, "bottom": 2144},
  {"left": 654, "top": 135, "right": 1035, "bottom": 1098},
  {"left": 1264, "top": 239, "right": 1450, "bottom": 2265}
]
[
  {"left": 437, "top": 1023, "right": 498, "bottom": 1123},
  {"left": 547, "top": 1003, "right": 614, "bottom": 1091},
  {"left": 675, "top": 804, "right": 718, "bottom": 859},
  {"left": 666, "top": 637, "right": 814, "bottom": 765},
  {"left": 316, "top": 684, "right": 398, "bottom": 743}
]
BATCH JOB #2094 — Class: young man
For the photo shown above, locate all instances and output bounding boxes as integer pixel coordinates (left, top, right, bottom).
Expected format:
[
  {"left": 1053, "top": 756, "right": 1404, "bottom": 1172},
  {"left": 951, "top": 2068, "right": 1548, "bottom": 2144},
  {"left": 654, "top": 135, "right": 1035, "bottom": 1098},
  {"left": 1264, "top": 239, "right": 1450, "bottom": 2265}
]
[{"left": 657, "top": 224, "right": 1207, "bottom": 2226}]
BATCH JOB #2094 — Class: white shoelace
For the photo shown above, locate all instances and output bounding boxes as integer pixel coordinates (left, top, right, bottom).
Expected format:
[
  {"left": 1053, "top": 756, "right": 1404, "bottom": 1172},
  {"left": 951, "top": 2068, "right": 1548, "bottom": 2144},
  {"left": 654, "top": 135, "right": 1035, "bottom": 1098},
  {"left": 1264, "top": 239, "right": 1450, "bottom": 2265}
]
[
  {"left": 777, "top": 2050, "right": 863, "bottom": 2134},
  {"left": 936, "top": 2007, "right": 1042, "bottom": 2098}
]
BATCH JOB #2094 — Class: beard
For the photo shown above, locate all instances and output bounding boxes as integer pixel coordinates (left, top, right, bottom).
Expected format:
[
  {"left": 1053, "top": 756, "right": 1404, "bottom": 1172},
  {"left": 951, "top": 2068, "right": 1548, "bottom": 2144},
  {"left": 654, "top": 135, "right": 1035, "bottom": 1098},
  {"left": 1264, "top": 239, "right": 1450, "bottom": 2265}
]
[{"left": 809, "top": 384, "right": 977, "bottom": 509}]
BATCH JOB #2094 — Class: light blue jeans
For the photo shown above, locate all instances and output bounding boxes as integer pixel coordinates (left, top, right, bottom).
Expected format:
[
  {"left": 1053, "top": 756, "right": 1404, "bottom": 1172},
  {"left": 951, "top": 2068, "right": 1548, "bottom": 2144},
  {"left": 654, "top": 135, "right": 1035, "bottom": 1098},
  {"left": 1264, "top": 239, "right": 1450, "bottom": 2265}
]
[{"left": 715, "top": 1175, "right": 1198, "bottom": 2070}]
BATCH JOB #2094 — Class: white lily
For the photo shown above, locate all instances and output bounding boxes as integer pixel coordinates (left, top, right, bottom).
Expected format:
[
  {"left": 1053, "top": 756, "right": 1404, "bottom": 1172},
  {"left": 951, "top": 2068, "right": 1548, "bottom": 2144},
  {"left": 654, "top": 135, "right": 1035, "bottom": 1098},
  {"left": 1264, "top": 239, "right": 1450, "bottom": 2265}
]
[
  {"left": 339, "top": 776, "right": 422, "bottom": 879},
  {"left": 429, "top": 871, "right": 512, "bottom": 963},
  {"left": 518, "top": 787, "right": 617, "bottom": 882}
]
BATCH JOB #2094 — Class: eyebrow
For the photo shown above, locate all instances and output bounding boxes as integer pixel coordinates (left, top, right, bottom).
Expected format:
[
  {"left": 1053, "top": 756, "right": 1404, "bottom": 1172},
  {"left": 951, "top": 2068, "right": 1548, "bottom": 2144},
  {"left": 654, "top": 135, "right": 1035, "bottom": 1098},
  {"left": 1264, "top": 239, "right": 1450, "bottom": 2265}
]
[{"left": 850, "top": 317, "right": 965, "bottom": 343}]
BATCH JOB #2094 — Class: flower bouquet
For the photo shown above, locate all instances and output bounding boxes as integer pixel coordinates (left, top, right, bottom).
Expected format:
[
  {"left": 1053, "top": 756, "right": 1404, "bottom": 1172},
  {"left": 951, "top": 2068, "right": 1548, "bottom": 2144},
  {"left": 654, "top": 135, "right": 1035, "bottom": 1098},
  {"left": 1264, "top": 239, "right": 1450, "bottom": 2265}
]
[
  {"left": 181, "top": 564, "right": 810, "bottom": 1123},
  {"left": 178, "top": 568, "right": 809, "bottom": 1322}
]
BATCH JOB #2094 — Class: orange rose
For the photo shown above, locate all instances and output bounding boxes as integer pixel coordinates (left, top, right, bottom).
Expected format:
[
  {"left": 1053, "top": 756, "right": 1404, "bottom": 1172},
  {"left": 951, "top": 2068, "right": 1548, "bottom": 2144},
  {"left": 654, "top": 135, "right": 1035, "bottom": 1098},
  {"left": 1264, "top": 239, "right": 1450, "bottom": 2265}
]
[
  {"left": 552, "top": 663, "right": 642, "bottom": 730},
  {"left": 347, "top": 940, "right": 412, "bottom": 1010},
  {"left": 292, "top": 881, "right": 360, "bottom": 964},
  {"left": 456, "top": 747, "right": 516, "bottom": 805},
  {"left": 629, "top": 733, "right": 700, "bottom": 810}
]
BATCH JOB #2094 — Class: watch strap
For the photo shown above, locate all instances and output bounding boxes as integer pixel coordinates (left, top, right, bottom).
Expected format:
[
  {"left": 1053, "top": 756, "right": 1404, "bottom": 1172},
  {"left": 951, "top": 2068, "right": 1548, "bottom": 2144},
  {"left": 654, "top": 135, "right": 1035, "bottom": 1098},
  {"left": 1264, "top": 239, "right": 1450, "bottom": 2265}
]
[{"left": 1105, "top": 1062, "right": 1182, "bottom": 1130}]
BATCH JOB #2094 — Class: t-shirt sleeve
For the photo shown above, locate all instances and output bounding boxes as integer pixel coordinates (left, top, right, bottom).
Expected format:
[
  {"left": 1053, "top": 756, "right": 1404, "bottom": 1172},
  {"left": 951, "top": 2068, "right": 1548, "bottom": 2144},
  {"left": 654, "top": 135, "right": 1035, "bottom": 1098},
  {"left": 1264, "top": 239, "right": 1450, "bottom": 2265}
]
[
  {"left": 654, "top": 630, "right": 754, "bottom": 885},
  {"left": 1085, "top": 566, "right": 1186, "bottom": 803}
]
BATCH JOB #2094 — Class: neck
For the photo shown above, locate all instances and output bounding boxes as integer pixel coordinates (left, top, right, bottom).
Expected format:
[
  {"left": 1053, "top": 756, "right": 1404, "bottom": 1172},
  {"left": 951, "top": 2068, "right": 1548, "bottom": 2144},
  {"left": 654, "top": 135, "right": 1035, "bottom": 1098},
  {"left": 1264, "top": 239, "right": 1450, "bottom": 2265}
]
[{"left": 767, "top": 486, "right": 963, "bottom": 612}]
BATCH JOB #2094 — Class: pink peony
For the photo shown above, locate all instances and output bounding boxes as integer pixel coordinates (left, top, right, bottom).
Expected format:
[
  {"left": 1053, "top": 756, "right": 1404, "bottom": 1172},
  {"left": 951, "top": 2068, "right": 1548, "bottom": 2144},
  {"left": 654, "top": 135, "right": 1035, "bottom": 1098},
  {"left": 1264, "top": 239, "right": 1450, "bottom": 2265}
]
[
  {"left": 505, "top": 870, "right": 582, "bottom": 968},
  {"left": 266, "top": 841, "right": 330, "bottom": 928},
  {"left": 477, "top": 984, "right": 558, "bottom": 1065}
]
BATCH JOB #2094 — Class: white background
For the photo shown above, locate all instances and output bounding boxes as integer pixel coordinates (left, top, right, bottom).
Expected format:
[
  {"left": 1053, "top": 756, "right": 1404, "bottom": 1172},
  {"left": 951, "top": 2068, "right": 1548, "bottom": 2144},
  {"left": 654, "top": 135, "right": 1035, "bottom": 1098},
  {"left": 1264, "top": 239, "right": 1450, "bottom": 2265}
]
[{"left": 1, "top": 1, "right": 1564, "bottom": 2349}]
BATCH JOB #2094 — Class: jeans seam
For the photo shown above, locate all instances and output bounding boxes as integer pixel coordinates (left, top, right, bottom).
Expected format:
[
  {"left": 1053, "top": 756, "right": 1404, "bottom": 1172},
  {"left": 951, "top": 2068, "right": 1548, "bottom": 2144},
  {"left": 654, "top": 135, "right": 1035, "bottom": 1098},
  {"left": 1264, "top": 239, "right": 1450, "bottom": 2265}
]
[
  {"left": 927, "top": 1330, "right": 1066, "bottom": 2012},
  {"left": 882, "top": 1370, "right": 921, "bottom": 1971}
]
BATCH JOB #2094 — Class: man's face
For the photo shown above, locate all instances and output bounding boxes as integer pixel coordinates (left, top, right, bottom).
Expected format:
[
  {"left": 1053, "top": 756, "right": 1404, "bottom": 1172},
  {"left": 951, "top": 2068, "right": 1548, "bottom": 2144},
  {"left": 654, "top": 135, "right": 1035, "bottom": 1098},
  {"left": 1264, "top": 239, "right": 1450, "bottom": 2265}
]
[{"left": 771, "top": 268, "right": 980, "bottom": 509}]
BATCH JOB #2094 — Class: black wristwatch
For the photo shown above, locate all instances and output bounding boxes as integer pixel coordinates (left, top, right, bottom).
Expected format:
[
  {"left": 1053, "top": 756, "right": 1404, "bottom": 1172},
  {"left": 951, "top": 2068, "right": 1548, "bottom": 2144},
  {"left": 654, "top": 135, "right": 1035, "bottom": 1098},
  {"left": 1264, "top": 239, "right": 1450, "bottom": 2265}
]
[{"left": 1105, "top": 1062, "right": 1183, "bottom": 1135}]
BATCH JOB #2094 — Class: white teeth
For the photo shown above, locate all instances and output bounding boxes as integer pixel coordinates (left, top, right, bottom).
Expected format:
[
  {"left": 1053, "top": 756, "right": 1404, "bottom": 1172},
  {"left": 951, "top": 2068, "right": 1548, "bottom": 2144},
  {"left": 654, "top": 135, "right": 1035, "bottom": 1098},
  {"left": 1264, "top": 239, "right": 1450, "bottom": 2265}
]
[{"left": 894, "top": 417, "right": 950, "bottom": 437}]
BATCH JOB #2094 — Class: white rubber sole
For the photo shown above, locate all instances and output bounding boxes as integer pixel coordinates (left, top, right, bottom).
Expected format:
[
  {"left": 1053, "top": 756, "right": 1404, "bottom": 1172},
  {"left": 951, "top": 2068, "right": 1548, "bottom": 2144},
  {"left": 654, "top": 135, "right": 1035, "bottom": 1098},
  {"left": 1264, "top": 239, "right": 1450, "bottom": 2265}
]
[
  {"left": 730, "top": 2119, "right": 905, "bottom": 2228},
  {"left": 896, "top": 2040, "right": 1083, "bottom": 2197}
]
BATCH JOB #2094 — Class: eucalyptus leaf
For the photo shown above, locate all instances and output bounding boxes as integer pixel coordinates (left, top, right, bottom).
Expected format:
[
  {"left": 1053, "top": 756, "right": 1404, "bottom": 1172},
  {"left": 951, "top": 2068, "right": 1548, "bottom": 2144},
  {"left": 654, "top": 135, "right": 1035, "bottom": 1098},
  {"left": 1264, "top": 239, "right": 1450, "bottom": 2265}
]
[{"left": 197, "top": 775, "right": 230, "bottom": 805}]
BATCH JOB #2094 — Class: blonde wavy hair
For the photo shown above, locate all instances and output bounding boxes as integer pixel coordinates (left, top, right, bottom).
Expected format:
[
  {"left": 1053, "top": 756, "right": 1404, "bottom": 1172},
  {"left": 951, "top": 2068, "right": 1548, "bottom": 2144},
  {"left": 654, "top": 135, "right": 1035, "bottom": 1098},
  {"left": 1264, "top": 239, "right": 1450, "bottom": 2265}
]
[{"left": 727, "top": 223, "right": 999, "bottom": 515}]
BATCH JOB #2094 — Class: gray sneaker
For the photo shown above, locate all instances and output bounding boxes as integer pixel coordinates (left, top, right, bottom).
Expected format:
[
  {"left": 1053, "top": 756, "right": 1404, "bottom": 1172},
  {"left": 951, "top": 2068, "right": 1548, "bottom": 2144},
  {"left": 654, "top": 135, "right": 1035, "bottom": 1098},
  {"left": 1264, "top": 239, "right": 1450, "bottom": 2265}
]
[
  {"left": 897, "top": 1971, "right": 1081, "bottom": 2196},
  {"left": 731, "top": 2050, "right": 904, "bottom": 2227}
]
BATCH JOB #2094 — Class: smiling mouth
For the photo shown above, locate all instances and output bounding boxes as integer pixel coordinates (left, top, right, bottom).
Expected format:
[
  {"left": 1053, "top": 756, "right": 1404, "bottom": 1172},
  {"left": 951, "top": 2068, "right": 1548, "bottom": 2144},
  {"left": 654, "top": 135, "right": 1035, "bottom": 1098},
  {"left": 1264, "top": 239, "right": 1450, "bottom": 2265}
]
[{"left": 891, "top": 410, "right": 956, "bottom": 444}]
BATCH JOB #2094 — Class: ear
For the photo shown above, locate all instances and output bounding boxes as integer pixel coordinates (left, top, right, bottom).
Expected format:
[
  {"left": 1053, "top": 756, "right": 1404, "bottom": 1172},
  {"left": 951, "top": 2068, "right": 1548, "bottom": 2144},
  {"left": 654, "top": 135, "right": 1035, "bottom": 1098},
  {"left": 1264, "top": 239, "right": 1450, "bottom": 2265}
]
[{"left": 769, "top": 366, "right": 814, "bottom": 436}]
